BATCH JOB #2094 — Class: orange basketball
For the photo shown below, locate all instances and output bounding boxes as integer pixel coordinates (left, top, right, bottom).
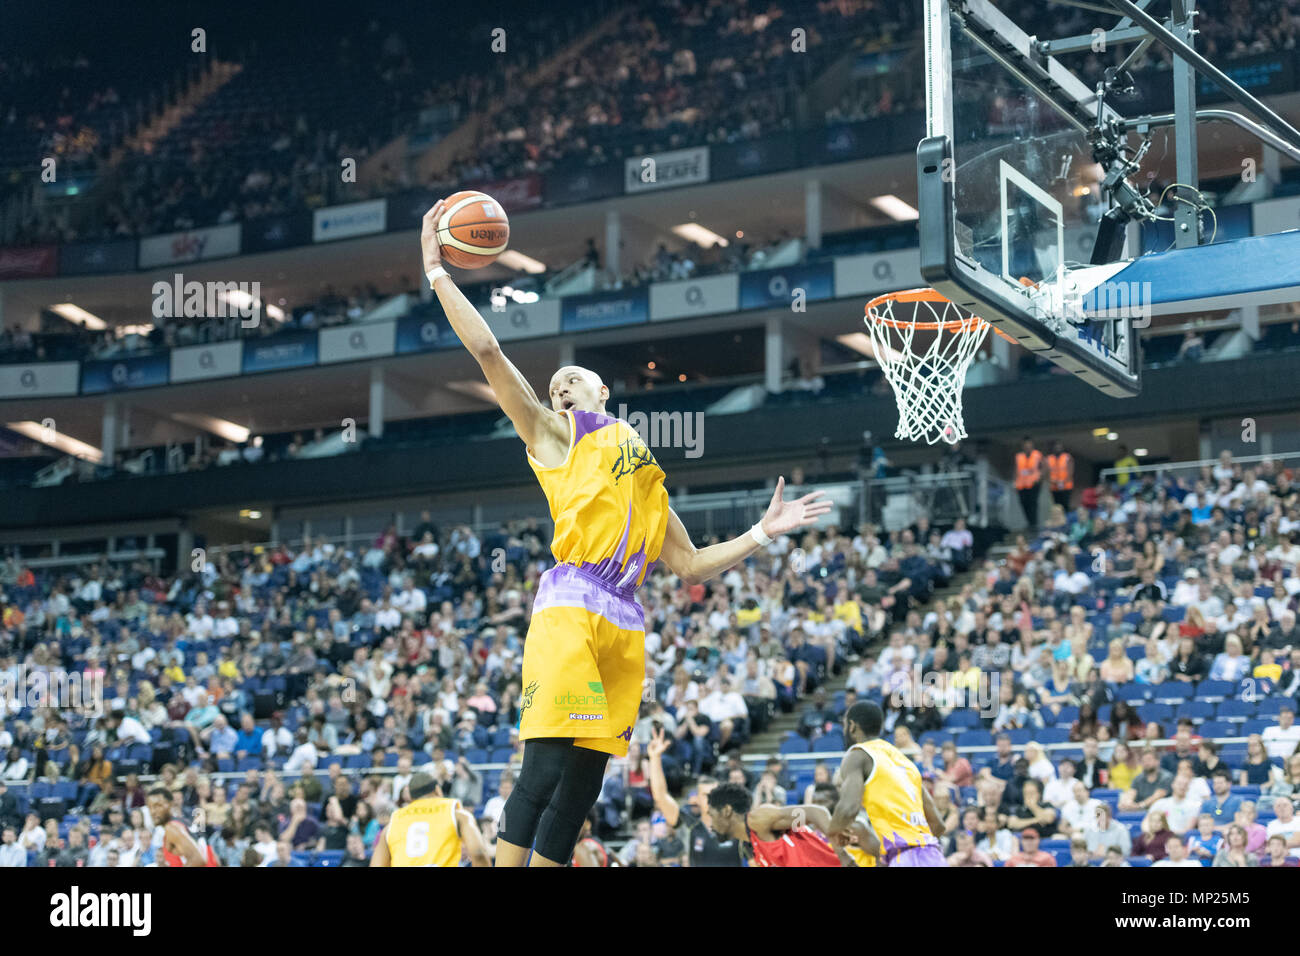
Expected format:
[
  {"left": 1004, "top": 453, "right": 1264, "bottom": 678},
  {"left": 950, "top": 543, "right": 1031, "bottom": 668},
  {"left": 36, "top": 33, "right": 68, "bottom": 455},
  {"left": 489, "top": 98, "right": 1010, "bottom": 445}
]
[{"left": 437, "top": 190, "right": 510, "bottom": 269}]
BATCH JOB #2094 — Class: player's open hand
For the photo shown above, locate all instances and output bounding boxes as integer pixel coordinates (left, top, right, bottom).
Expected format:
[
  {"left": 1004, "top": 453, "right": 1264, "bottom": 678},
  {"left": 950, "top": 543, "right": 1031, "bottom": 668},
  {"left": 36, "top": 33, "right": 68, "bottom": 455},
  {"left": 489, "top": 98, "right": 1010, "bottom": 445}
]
[
  {"left": 759, "top": 476, "right": 832, "bottom": 538},
  {"left": 420, "top": 200, "right": 445, "bottom": 273},
  {"left": 646, "top": 727, "right": 671, "bottom": 760}
]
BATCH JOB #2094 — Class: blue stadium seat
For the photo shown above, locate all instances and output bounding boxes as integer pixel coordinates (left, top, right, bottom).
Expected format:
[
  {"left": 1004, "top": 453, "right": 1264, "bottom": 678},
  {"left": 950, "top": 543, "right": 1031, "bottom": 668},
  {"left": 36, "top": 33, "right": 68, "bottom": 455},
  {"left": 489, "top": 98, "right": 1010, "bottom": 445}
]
[
  {"left": 313, "top": 850, "right": 344, "bottom": 867},
  {"left": 1198, "top": 721, "right": 1234, "bottom": 738},
  {"left": 1038, "top": 728, "right": 1070, "bottom": 744},
  {"left": 1127, "top": 856, "right": 1153, "bottom": 867},
  {"left": 1005, "top": 729, "right": 1032, "bottom": 745},
  {"left": 1052, "top": 705, "right": 1080, "bottom": 725},
  {"left": 465, "top": 748, "right": 489, "bottom": 765},
  {"left": 1138, "top": 703, "right": 1173, "bottom": 724},
  {"left": 491, "top": 727, "right": 512, "bottom": 748},
  {"left": 957, "top": 730, "right": 992, "bottom": 748},
  {"left": 1152, "top": 682, "right": 1192, "bottom": 703},
  {"left": 819, "top": 730, "right": 845, "bottom": 751},
  {"left": 1196, "top": 680, "right": 1235, "bottom": 702},
  {"left": 944, "top": 710, "right": 981, "bottom": 729},
  {"left": 1257, "top": 697, "right": 1294, "bottom": 717},
  {"left": 490, "top": 747, "right": 514, "bottom": 763},
  {"left": 1242, "top": 719, "right": 1271, "bottom": 736},
  {"left": 1217, "top": 699, "right": 1256, "bottom": 722},
  {"left": 1125, "top": 645, "right": 1145, "bottom": 662},
  {"left": 1093, "top": 789, "right": 1121, "bottom": 806},
  {"left": 1180, "top": 700, "right": 1214, "bottom": 720},
  {"left": 1161, "top": 606, "right": 1186, "bottom": 623},
  {"left": 779, "top": 736, "right": 810, "bottom": 755},
  {"left": 1117, "top": 683, "right": 1151, "bottom": 702}
]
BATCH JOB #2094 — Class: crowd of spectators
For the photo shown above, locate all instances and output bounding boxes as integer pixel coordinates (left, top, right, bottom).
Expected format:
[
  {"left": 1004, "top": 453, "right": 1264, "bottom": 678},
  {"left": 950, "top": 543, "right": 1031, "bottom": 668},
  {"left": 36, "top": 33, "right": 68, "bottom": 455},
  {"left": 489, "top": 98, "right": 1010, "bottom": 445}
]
[
  {"left": 0, "top": 446, "right": 1298, "bottom": 866},
  {"left": 454, "top": 0, "right": 882, "bottom": 184},
  {"left": 6, "top": 0, "right": 1300, "bottom": 248},
  {"left": 768, "top": 450, "right": 1300, "bottom": 867},
  {"left": 0, "top": 487, "right": 964, "bottom": 866}
]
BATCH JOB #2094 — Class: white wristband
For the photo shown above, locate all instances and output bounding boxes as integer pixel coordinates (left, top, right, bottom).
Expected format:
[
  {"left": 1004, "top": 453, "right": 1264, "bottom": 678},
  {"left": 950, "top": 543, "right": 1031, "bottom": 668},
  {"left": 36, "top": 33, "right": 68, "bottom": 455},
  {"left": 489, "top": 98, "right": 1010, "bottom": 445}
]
[
  {"left": 749, "top": 522, "right": 773, "bottom": 547},
  {"left": 426, "top": 266, "right": 447, "bottom": 288}
]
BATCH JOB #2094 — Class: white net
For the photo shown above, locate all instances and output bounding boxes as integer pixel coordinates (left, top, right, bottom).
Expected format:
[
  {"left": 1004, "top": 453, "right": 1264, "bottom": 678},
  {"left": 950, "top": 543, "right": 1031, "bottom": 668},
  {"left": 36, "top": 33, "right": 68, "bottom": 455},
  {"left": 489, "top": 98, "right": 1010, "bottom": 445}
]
[{"left": 865, "top": 289, "right": 993, "bottom": 446}]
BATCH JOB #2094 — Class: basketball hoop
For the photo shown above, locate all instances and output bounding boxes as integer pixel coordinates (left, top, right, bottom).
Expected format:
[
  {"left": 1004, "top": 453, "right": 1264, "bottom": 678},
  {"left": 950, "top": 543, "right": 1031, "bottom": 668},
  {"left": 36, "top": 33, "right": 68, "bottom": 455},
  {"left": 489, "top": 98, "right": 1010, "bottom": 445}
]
[{"left": 864, "top": 288, "right": 1016, "bottom": 446}]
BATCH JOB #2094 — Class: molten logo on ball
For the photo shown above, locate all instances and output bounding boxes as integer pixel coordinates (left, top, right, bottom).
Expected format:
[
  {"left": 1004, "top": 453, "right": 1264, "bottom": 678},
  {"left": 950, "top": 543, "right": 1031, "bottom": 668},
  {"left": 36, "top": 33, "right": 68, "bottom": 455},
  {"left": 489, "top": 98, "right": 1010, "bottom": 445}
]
[{"left": 437, "top": 190, "right": 511, "bottom": 269}]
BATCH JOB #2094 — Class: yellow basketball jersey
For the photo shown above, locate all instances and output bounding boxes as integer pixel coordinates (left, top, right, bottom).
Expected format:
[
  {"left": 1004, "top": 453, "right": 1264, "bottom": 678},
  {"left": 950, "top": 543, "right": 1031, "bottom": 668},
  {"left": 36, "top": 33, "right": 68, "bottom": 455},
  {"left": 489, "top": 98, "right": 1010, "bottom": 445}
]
[
  {"left": 528, "top": 409, "right": 669, "bottom": 590},
  {"left": 851, "top": 739, "right": 938, "bottom": 861},
  {"left": 386, "top": 797, "right": 463, "bottom": 867},
  {"left": 845, "top": 845, "right": 878, "bottom": 868}
]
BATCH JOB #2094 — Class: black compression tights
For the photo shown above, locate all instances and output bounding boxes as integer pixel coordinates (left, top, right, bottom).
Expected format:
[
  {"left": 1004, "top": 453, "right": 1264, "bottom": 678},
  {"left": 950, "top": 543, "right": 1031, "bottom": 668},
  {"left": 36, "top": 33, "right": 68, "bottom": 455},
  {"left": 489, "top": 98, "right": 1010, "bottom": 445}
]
[{"left": 498, "top": 738, "right": 608, "bottom": 862}]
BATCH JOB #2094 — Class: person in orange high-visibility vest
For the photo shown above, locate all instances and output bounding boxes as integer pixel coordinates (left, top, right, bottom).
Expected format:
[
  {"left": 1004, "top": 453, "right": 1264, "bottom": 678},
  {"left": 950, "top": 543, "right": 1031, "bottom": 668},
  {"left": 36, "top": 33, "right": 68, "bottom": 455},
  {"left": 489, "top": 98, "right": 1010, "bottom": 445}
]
[
  {"left": 1015, "top": 437, "right": 1043, "bottom": 528},
  {"left": 1046, "top": 441, "right": 1074, "bottom": 511}
]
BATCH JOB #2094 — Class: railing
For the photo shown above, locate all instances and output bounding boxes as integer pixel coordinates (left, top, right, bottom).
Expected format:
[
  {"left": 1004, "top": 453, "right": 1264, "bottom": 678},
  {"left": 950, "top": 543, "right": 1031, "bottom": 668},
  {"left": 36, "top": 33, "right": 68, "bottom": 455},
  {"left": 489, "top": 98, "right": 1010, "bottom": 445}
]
[{"left": 1099, "top": 450, "right": 1300, "bottom": 484}]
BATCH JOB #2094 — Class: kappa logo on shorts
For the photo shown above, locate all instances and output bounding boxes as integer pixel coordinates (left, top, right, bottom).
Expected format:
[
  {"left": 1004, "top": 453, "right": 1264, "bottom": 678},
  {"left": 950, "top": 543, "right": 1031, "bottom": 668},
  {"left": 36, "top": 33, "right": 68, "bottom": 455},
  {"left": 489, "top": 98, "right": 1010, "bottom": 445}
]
[
  {"left": 568, "top": 713, "right": 603, "bottom": 721},
  {"left": 520, "top": 681, "right": 539, "bottom": 714}
]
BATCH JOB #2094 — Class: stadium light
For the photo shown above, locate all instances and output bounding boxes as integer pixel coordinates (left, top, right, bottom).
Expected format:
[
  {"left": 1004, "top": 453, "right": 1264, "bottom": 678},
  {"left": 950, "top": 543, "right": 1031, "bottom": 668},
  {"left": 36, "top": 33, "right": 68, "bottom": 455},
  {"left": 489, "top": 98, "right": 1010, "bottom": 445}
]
[
  {"left": 444, "top": 380, "right": 497, "bottom": 404},
  {"left": 497, "top": 250, "right": 546, "bottom": 274},
  {"left": 835, "top": 332, "right": 884, "bottom": 361},
  {"left": 671, "top": 223, "right": 729, "bottom": 248},
  {"left": 49, "top": 303, "right": 107, "bottom": 330},
  {"left": 869, "top": 195, "right": 920, "bottom": 221},
  {"left": 7, "top": 421, "right": 103, "bottom": 462},
  {"left": 171, "top": 413, "right": 251, "bottom": 444}
]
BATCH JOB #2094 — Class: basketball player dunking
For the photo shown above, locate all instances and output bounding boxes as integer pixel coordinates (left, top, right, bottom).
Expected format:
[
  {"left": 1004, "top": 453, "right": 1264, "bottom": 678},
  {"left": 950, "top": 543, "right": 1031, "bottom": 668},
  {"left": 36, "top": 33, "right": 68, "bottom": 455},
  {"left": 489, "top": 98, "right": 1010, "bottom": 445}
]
[
  {"left": 371, "top": 773, "right": 490, "bottom": 867},
  {"left": 421, "top": 201, "right": 832, "bottom": 867},
  {"left": 830, "top": 702, "right": 947, "bottom": 867},
  {"left": 146, "top": 787, "right": 219, "bottom": 867}
]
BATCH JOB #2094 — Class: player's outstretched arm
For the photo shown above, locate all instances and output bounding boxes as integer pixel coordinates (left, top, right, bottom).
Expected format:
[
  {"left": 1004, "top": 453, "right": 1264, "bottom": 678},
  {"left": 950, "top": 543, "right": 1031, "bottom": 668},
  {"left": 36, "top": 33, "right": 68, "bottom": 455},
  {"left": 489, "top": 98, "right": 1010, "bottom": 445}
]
[
  {"left": 420, "top": 201, "right": 568, "bottom": 459},
  {"left": 457, "top": 808, "right": 491, "bottom": 867},
  {"left": 645, "top": 728, "right": 681, "bottom": 828},
  {"left": 659, "top": 477, "right": 831, "bottom": 585}
]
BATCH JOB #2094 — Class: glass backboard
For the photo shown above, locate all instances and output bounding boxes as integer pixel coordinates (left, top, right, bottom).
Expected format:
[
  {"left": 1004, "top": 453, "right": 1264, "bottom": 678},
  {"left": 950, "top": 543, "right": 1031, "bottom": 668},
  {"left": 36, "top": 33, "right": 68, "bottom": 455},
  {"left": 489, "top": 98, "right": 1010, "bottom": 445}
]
[{"left": 919, "top": 0, "right": 1143, "bottom": 397}]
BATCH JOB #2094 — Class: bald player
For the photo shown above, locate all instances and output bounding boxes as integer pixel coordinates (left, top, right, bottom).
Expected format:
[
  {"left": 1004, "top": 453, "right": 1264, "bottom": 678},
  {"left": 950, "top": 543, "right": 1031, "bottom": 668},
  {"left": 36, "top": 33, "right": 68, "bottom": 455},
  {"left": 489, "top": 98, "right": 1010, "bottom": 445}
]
[
  {"left": 421, "top": 202, "right": 832, "bottom": 867},
  {"left": 371, "top": 773, "right": 489, "bottom": 867}
]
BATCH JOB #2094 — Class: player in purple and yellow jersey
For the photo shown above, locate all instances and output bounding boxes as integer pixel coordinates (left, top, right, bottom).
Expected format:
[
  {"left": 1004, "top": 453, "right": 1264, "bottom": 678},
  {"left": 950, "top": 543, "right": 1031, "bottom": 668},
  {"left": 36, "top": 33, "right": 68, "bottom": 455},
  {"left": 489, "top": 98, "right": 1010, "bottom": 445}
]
[
  {"left": 830, "top": 701, "right": 948, "bottom": 867},
  {"left": 420, "top": 203, "right": 831, "bottom": 868}
]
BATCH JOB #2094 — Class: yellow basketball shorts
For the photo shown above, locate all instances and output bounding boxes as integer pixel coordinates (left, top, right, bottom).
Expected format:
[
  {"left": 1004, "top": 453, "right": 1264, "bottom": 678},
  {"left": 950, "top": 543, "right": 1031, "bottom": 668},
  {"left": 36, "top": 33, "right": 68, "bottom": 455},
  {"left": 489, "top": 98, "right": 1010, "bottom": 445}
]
[{"left": 519, "top": 564, "right": 646, "bottom": 757}]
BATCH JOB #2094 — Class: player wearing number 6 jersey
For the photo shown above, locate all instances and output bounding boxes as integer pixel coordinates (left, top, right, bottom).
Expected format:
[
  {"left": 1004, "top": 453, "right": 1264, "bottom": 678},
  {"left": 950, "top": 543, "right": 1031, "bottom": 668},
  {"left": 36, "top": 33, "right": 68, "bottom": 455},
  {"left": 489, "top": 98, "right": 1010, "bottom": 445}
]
[
  {"left": 830, "top": 701, "right": 947, "bottom": 867},
  {"left": 371, "top": 773, "right": 490, "bottom": 867}
]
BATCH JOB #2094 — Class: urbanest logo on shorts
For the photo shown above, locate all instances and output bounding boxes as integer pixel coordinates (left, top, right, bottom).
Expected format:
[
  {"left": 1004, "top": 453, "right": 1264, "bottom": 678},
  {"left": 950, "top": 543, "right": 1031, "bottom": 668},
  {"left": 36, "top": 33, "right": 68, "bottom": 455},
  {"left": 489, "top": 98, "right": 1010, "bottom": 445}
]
[
  {"left": 49, "top": 887, "right": 151, "bottom": 936},
  {"left": 555, "top": 682, "right": 607, "bottom": 709}
]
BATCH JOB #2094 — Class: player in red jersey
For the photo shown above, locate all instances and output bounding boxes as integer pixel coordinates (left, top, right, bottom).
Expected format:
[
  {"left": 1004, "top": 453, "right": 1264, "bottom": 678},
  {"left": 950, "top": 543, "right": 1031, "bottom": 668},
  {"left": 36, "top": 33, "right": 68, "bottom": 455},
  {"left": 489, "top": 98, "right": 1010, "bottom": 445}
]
[
  {"left": 146, "top": 788, "right": 220, "bottom": 867},
  {"left": 705, "top": 782, "right": 879, "bottom": 867},
  {"left": 571, "top": 810, "right": 614, "bottom": 867}
]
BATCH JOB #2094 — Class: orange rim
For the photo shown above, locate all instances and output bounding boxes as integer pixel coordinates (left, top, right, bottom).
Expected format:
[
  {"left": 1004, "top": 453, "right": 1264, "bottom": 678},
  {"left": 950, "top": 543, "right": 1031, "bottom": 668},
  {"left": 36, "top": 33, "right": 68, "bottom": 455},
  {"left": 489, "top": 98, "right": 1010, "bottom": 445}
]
[{"left": 865, "top": 287, "right": 1018, "bottom": 344}]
